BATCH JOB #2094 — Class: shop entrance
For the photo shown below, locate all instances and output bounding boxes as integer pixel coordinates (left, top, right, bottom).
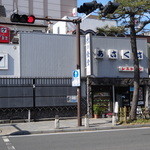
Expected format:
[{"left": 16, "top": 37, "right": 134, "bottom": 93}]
[
  {"left": 92, "top": 86, "right": 113, "bottom": 117},
  {"left": 92, "top": 85, "right": 145, "bottom": 118},
  {"left": 115, "top": 86, "right": 130, "bottom": 107},
  {"left": 115, "top": 86, "right": 145, "bottom": 107}
]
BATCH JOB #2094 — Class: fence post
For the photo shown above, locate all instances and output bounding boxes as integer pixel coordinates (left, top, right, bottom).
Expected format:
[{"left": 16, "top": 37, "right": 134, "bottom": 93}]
[
  {"left": 112, "top": 113, "right": 117, "bottom": 126},
  {"left": 84, "top": 114, "right": 89, "bottom": 127},
  {"left": 112, "top": 102, "right": 118, "bottom": 126},
  {"left": 33, "top": 79, "right": 36, "bottom": 121},
  {"left": 123, "top": 106, "right": 127, "bottom": 123},
  {"left": 55, "top": 115, "right": 60, "bottom": 129},
  {"left": 119, "top": 107, "right": 123, "bottom": 122},
  {"left": 28, "top": 109, "right": 31, "bottom": 122}
]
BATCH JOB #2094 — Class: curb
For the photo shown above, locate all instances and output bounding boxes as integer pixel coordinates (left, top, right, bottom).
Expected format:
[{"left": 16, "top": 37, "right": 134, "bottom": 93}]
[{"left": 3, "top": 124, "right": 150, "bottom": 136}]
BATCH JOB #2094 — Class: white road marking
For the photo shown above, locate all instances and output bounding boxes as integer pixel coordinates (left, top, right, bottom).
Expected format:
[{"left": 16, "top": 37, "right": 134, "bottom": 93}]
[
  {"left": 8, "top": 127, "right": 150, "bottom": 138},
  {"left": 3, "top": 138, "right": 10, "bottom": 142},
  {"left": 2, "top": 136, "right": 16, "bottom": 150}
]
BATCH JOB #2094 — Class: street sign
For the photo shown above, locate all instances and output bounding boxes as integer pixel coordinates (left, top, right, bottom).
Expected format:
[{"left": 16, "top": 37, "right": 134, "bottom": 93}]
[
  {"left": 72, "top": 69, "right": 80, "bottom": 87},
  {"left": 94, "top": 48, "right": 104, "bottom": 59},
  {"left": 0, "top": 26, "right": 10, "bottom": 43},
  {"left": 85, "top": 33, "right": 92, "bottom": 76},
  {"left": 137, "top": 50, "right": 143, "bottom": 60},
  {"left": 0, "top": 53, "right": 8, "bottom": 69},
  {"left": 118, "top": 66, "right": 144, "bottom": 72},
  {"left": 121, "top": 50, "right": 130, "bottom": 59},
  {"left": 67, "top": 95, "right": 77, "bottom": 103},
  {"left": 108, "top": 49, "right": 118, "bottom": 59}
]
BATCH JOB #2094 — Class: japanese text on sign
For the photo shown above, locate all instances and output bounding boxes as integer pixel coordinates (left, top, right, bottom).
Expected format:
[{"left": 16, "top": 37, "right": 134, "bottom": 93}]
[
  {"left": 95, "top": 48, "right": 104, "bottom": 59},
  {"left": 108, "top": 49, "right": 118, "bottom": 59},
  {"left": 0, "top": 26, "right": 10, "bottom": 43},
  {"left": 85, "top": 33, "right": 92, "bottom": 76}
]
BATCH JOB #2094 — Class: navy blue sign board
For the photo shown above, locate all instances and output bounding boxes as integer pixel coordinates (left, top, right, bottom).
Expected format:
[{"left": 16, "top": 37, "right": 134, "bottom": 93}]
[{"left": 72, "top": 69, "right": 80, "bottom": 87}]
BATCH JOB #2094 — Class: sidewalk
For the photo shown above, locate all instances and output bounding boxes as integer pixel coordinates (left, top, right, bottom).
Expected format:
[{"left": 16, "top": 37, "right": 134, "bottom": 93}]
[{"left": 0, "top": 118, "right": 150, "bottom": 136}]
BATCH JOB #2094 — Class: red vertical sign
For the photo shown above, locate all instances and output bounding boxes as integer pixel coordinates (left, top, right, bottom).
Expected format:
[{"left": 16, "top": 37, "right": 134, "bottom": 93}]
[{"left": 0, "top": 26, "right": 10, "bottom": 43}]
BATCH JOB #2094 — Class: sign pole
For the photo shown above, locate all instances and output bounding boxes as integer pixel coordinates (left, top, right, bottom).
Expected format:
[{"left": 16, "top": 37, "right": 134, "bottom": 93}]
[
  {"left": 76, "top": 19, "right": 82, "bottom": 126},
  {"left": 85, "top": 33, "right": 92, "bottom": 118}
]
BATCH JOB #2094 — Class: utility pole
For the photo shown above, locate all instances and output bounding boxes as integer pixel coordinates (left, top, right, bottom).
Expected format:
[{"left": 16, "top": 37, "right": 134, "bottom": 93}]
[{"left": 75, "top": 19, "right": 82, "bottom": 126}]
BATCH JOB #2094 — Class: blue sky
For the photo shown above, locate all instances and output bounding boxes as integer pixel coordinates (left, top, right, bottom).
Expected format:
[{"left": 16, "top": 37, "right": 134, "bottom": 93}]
[{"left": 77, "top": 0, "right": 150, "bottom": 31}]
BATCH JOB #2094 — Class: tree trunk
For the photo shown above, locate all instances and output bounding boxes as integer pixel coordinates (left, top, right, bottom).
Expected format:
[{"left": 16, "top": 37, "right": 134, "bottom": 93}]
[{"left": 129, "top": 14, "right": 140, "bottom": 121}]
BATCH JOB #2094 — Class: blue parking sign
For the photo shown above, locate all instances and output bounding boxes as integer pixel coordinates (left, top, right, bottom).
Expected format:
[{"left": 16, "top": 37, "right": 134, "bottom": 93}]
[
  {"left": 73, "top": 70, "right": 79, "bottom": 78},
  {"left": 72, "top": 69, "right": 80, "bottom": 87}
]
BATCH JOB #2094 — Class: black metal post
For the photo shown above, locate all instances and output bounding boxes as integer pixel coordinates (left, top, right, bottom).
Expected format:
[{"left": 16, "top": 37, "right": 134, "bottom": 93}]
[
  {"left": 76, "top": 19, "right": 82, "bottom": 126},
  {"left": 33, "top": 78, "right": 36, "bottom": 121}
]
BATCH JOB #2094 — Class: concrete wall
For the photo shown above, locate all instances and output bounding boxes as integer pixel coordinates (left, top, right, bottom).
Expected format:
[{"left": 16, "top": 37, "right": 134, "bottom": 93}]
[
  {"left": 92, "top": 36, "right": 148, "bottom": 78},
  {"left": 0, "top": 44, "right": 20, "bottom": 77},
  {"left": 20, "top": 33, "right": 85, "bottom": 78},
  {"left": 0, "top": 33, "right": 148, "bottom": 78}
]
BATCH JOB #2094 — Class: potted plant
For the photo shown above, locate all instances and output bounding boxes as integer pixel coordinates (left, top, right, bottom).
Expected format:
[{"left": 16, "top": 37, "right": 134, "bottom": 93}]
[
  {"left": 93, "top": 104, "right": 101, "bottom": 118},
  {"left": 93, "top": 104, "right": 106, "bottom": 118}
]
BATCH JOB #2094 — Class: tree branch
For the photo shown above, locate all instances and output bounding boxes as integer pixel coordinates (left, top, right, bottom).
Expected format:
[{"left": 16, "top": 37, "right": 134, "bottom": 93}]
[
  {"left": 135, "top": 20, "right": 150, "bottom": 33},
  {"left": 99, "top": 13, "right": 124, "bottom": 20}
]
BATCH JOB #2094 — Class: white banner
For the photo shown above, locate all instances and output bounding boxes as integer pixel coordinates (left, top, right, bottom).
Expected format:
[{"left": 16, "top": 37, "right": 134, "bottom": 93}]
[{"left": 85, "top": 33, "right": 92, "bottom": 76}]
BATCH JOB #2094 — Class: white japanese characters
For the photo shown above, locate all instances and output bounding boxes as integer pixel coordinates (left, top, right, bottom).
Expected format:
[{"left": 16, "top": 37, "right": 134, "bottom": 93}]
[
  {"left": 93, "top": 48, "right": 144, "bottom": 72},
  {"left": 85, "top": 34, "right": 92, "bottom": 76},
  {"left": 108, "top": 49, "right": 118, "bottom": 59},
  {"left": 118, "top": 66, "right": 144, "bottom": 72},
  {"left": 94, "top": 48, "right": 143, "bottom": 60},
  {"left": 121, "top": 50, "right": 131, "bottom": 59}
]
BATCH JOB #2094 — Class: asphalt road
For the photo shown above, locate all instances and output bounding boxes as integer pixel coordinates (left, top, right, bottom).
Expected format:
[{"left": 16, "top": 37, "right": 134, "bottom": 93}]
[
  {"left": 1, "top": 127, "right": 150, "bottom": 150},
  {"left": 0, "top": 137, "right": 6, "bottom": 150}
]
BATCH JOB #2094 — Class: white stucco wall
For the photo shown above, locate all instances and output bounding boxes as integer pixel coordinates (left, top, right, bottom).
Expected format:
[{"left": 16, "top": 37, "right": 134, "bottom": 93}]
[{"left": 0, "top": 44, "right": 20, "bottom": 77}]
